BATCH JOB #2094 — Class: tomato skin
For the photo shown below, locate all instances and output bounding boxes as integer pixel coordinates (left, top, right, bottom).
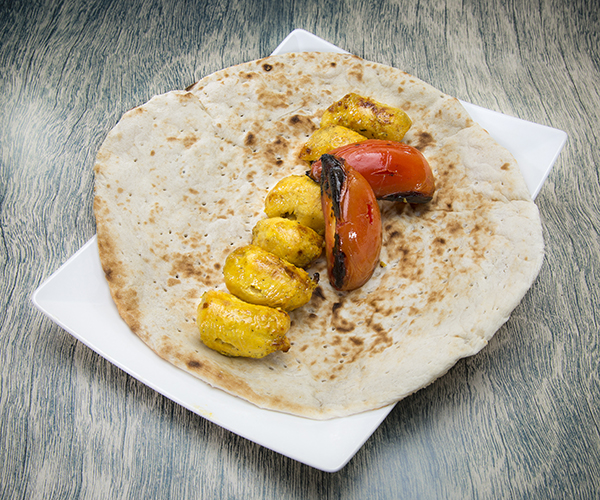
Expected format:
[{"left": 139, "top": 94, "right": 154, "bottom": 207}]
[
  {"left": 310, "top": 139, "right": 435, "bottom": 203},
  {"left": 320, "top": 154, "right": 382, "bottom": 291}
]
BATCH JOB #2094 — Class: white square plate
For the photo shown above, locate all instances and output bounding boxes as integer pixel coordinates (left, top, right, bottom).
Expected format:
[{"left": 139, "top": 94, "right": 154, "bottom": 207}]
[{"left": 31, "top": 29, "right": 567, "bottom": 472}]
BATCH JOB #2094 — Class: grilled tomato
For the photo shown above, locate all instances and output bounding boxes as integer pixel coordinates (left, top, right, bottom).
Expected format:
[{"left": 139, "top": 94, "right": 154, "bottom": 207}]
[
  {"left": 310, "top": 139, "right": 435, "bottom": 203},
  {"left": 197, "top": 290, "right": 290, "bottom": 358},
  {"left": 320, "top": 154, "right": 382, "bottom": 291}
]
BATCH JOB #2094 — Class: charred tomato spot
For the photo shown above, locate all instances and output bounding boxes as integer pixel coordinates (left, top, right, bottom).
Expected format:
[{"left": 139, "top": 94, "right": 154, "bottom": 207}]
[
  {"left": 321, "top": 155, "right": 346, "bottom": 219},
  {"left": 381, "top": 191, "right": 433, "bottom": 204},
  {"left": 331, "top": 234, "right": 347, "bottom": 290}
]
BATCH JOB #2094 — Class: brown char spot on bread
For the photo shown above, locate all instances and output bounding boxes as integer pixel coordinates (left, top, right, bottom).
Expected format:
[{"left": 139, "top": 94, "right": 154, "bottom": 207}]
[
  {"left": 244, "top": 132, "right": 256, "bottom": 146},
  {"left": 177, "top": 92, "right": 197, "bottom": 103},
  {"left": 348, "top": 65, "right": 364, "bottom": 82},
  {"left": 169, "top": 252, "right": 218, "bottom": 285},
  {"left": 331, "top": 301, "right": 355, "bottom": 333},
  {"left": 287, "top": 114, "right": 317, "bottom": 135},
  {"left": 414, "top": 131, "right": 435, "bottom": 151},
  {"left": 433, "top": 236, "right": 447, "bottom": 256},
  {"left": 113, "top": 287, "right": 141, "bottom": 336},
  {"left": 426, "top": 289, "right": 446, "bottom": 306},
  {"left": 182, "top": 354, "right": 262, "bottom": 403},
  {"left": 366, "top": 320, "right": 393, "bottom": 355},
  {"left": 349, "top": 336, "right": 363, "bottom": 346},
  {"left": 187, "top": 359, "right": 203, "bottom": 369},
  {"left": 257, "top": 88, "right": 288, "bottom": 109},
  {"left": 182, "top": 134, "right": 198, "bottom": 149},
  {"left": 188, "top": 356, "right": 302, "bottom": 413},
  {"left": 312, "top": 286, "right": 325, "bottom": 302}
]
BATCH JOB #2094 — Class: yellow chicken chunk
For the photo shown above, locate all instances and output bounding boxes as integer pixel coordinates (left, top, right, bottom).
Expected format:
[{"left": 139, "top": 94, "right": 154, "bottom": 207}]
[
  {"left": 197, "top": 290, "right": 290, "bottom": 358},
  {"left": 252, "top": 217, "right": 323, "bottom": 268},
  {"left": 321, "top": 93, "right": 412, "bottom": 142},
  {"left": 298, "top": 125, "right": 367, "bottom": 161},
  {"left": 264, "top": 175, "right": 325, "bottom": 235},
  {"left": 224, "top": 245, "right": 319, "bottom": 311}
]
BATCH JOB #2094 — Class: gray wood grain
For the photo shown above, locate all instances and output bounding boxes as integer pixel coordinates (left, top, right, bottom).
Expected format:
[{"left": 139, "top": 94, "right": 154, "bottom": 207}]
[{"left": 1, "top": 0, "right": 599, "bottom": 498}]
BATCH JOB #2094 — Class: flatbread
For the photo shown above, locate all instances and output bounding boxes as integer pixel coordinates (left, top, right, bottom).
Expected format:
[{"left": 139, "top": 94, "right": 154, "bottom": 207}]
[{"left": 93, "top": 52, "right": 544, "bottom": 419}]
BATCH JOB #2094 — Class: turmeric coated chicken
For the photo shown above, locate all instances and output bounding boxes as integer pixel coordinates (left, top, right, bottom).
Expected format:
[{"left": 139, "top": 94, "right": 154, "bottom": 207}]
[
  {"left": 251, "top": 217, "right": 323, "bottom": 268},
  {"left": 223, "top": 245, "right": 319, "bottom": 311},
  {"left": 264, "top": 175, "right": 325, "bottom": 235},
  {"left": 197, "top": 290, "right": 290, "bottom": 358},
  {"left": 299, "top": 125, "right": 367, "bottom": 162},
  {"left": 320, "top": 93, "right": 412, "bottom": 142}
]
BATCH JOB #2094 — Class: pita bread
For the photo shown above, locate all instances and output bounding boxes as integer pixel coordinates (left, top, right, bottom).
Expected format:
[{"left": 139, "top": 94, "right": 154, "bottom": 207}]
[{"left": 93, "top": 52, "right": 544, "bottom": 419}]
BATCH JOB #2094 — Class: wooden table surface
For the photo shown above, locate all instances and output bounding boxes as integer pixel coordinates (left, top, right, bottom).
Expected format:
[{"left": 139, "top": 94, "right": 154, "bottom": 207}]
[{"left": 2, "top": 0, "right": 599, "bottom": 497}]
